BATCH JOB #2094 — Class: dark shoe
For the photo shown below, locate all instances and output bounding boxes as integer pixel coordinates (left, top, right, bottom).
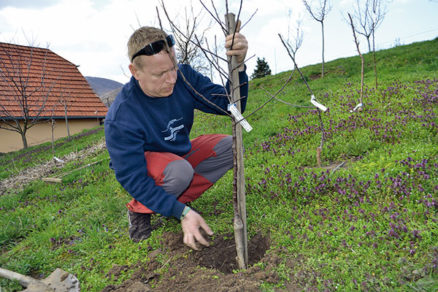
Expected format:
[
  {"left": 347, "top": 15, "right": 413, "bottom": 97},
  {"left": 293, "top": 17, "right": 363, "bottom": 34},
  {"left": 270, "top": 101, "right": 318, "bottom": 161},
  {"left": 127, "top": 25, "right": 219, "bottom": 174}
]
[{"left": 128, "top": 210, "right": 152, "bottom": 242}]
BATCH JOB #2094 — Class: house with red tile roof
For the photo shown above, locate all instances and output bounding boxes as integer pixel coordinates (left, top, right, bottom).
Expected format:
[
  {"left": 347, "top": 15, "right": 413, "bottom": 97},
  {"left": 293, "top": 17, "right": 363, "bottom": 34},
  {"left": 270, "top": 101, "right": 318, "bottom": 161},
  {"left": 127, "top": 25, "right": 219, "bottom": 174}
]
[{"left": 0, "top": 42, "right": 107, "bottom": 153}]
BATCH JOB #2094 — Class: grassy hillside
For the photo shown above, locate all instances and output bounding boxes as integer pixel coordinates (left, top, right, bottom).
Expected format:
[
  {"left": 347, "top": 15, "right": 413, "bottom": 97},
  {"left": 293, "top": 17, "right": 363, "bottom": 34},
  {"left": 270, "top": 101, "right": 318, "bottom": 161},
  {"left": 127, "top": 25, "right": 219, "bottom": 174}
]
[{"left": 0, "top": 38, "right": 437, "bottom": 291}]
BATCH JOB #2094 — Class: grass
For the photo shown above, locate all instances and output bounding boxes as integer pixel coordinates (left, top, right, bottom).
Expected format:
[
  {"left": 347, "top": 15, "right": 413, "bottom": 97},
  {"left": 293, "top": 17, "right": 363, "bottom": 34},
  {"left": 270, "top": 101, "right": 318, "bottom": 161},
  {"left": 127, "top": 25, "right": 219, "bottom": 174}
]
[
  {"left": 0, "top": 127, "right": 105, "bottom": 180},
  {"left": 1, "top": 38, "right": 437, "bottom": 291}
]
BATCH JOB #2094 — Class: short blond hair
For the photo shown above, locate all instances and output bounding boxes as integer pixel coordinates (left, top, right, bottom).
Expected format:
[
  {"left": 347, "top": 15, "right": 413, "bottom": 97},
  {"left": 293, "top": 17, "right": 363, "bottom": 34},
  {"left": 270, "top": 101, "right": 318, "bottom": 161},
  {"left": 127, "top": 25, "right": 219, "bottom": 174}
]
[{"left": 127, "top": 26, "right": 168, "bottom": 67}]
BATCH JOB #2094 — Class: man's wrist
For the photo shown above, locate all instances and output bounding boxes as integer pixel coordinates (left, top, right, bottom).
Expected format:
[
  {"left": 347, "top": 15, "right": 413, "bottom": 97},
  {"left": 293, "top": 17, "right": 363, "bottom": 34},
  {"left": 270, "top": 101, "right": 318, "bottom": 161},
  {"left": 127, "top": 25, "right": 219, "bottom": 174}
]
[{"left": 180, "top": 206, "right": 191, "bottom": 221}]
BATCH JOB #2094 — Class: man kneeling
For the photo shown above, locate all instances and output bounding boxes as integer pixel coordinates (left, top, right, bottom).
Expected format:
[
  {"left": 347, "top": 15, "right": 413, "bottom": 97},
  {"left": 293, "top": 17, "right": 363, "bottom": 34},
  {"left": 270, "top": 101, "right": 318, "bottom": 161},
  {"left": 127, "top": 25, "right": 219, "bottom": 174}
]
[{"left": 105, "top": 26, "right": 249, "bottom": 250}]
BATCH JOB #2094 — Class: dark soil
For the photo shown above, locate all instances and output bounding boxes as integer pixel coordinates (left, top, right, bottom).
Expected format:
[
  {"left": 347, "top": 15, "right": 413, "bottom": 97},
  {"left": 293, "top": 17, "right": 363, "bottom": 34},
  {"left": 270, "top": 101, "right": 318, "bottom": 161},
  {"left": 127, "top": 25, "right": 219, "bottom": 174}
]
[{"left": 102, "top": 231, "right": 302, "bottom": 291}]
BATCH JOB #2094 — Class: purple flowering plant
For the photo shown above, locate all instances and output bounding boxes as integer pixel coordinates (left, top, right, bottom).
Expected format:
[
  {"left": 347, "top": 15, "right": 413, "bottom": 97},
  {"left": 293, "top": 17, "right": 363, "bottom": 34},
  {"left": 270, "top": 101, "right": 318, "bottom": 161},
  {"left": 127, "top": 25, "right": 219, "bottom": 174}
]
[{"left": 243, "top": 77, "right": 437, "bottom": 290}]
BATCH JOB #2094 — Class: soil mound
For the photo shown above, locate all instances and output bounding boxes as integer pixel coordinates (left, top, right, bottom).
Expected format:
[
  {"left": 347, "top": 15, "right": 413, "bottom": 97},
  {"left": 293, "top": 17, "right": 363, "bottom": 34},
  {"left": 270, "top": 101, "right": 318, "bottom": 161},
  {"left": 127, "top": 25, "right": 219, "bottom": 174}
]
[{"left": 101, "top": 231, "right": 295, "bottom": 292}]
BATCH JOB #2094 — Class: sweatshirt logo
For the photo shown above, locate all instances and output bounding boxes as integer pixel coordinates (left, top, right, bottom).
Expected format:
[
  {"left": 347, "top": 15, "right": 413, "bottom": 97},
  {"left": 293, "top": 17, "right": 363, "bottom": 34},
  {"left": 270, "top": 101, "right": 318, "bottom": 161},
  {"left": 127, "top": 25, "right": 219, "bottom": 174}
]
[{"left": 162, "top": 118, "right": 184, "bottom": 141}]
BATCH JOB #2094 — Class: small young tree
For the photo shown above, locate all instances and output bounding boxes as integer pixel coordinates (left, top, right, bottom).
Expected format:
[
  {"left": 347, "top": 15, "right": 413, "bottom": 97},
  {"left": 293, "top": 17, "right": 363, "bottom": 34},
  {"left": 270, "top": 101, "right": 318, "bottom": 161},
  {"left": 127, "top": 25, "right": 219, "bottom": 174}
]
[
  {"left": 370, "top": 0, "right": 387, "bottom": 89},
  {"left": 251, "top": 57, "right": 271, "bottom": 79},
  {"left": 302, "top": 0, "right": 332, "bottom": 78},
  {"left": 348, "top": 13, "right": 365, "bottom": 110},
  {"left": 286, "top": 13, "right": 304, "bottom": 64},
  {"left": 279, "top": 33, "right": 328, "bottom": 167},
  {"left": 159, "top": 0, "right": 296, "bottom": 269},
  {"left": 58, "top": 90, "right": 74, "bottom": 140},
  {"left": 350, "top": 0, "right": 387, "bottom": 89},
  {"left": 352, "top": 0, "right": 373, "bottom": 53}
]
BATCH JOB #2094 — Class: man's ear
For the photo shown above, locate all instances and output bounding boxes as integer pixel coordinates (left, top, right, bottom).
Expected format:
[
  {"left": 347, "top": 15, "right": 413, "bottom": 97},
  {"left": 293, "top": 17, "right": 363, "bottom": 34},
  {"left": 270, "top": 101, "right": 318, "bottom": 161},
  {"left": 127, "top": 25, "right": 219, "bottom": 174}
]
[{"left": 129, "top": 63, "right": 138, "bottom": 80}]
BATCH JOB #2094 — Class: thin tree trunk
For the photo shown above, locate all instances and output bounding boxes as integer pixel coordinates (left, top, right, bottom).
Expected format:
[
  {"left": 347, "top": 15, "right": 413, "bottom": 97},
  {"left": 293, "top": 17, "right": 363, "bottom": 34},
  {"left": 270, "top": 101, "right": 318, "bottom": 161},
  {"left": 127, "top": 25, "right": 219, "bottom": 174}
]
[
  {"left": 321, "top": 21, "right": 325, "bottom": 78},
  {"left": 372, "top": 29, "right": 378, "bottom": 89},
  {"left": 226, "top": 12, "right": 248, "bottom": 270},
  {"left": 21, "top": 131, "right": 28, "bottom": 149},
  {"left": 64, "top": 105, "right": 71, "bottom": 139},
  {"left": 367, "top": 36, "right": 371, "bottom": 53},
  {"left": 359, "top": 51, "right": 364, "bottom": 105},
  {"left": 348, "top": 13, "right": 364, "bottom": 106},
  {"left": 51, "top": 119, "right": 55, "bottom": 155}
]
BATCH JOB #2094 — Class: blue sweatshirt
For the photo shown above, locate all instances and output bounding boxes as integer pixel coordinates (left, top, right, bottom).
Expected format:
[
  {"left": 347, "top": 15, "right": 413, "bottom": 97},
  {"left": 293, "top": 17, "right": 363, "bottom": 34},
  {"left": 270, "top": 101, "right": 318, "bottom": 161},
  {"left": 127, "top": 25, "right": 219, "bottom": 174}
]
[{"left": 105, "top": 64, "right": 248, "bottom": 219}]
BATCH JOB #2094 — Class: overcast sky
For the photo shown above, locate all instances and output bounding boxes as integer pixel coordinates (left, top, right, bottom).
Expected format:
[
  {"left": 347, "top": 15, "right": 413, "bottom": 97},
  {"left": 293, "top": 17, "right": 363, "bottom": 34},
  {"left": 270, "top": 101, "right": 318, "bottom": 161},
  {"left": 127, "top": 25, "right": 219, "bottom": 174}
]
[{"left": 1, "top": 0, "right": 437, "bottom": 84}]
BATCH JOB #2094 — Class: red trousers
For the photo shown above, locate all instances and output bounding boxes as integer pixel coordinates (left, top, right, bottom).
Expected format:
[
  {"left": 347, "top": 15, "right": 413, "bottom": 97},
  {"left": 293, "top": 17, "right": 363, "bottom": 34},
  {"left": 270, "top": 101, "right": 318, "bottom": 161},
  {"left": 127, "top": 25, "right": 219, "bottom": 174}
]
[{"left": 126, "top": 134, "right": 233, "bottom": 214}]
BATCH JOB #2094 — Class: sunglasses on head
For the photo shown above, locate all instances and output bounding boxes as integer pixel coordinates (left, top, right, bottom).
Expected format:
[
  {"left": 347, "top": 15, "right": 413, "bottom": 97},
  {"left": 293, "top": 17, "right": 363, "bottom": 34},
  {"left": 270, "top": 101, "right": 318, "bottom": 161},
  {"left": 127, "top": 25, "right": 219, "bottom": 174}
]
[{"left": 131, "top": 34, "right": 175, "bottom": 62}]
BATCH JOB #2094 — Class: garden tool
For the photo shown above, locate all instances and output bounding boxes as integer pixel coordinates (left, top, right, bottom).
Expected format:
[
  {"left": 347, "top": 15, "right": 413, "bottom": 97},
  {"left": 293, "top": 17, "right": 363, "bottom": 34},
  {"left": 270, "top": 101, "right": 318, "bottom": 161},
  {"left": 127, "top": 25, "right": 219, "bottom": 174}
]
[{"left": 0, "top": 267, "right": 80, "bottom": 292}]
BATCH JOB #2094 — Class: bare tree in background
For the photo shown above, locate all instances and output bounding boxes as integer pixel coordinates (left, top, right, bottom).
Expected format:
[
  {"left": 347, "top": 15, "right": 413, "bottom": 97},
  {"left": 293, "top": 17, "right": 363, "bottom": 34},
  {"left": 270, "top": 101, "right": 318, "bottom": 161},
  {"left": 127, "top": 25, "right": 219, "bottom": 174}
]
[
  {"left": 48, "top": 104, "right": 57, "bottom": 155},
  {"left": 158, "top": 3, "right": 211, "bottom": 78},
  {"left": 48, "top": 90, "right": 73, "bottom": 156},
  {"left": 302, "top": 0, "right": 332, "bottom": 78},
  {"left": 370, "top": 0, "right": 387, "bottom": 89},
  {"left": 279, "top": 34, "right": 328, "bottom": 167},
  {"left": 348, "top": 13, "right": 365, "bottom": 111},
  {"left": 58, "top": 90, "right": 74, "bottom": 140},
  {"left": 0, "top": 44, "right": 56, "bottom": 149},
  {"left": 286, "top": 9, "right": 304, "bottom": 64},
  {"left": 352, "top": 0, "right": 372, "bottom": 52},
  {"left": 350, "top": 0, "right": 386, "bottom": 89}
]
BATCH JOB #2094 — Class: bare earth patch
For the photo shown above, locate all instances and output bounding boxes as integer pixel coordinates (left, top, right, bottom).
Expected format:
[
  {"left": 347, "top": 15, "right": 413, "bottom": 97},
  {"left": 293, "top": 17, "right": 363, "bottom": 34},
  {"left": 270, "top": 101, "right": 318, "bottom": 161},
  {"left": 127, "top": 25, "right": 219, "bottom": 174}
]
[
  {"left": 0, "top": 141, "right": 106, "bottom": 195},
  {"left": 101, "top": 231, "right": 302, "bottom": 292}
]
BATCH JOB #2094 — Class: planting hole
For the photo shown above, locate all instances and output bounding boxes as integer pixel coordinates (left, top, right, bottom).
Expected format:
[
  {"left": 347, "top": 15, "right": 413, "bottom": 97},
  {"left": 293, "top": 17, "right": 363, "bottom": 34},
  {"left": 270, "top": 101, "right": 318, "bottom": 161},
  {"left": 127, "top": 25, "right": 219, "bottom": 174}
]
[{"left": 189, "top": 232, "right": 270, "bottom": 273}]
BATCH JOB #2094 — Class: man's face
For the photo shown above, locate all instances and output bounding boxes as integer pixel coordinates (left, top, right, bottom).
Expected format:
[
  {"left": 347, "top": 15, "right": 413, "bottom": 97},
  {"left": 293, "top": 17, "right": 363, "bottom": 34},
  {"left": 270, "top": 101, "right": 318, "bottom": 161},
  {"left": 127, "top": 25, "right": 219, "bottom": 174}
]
[{"left": 129, "top": 49, "right": 178, "bottom": 98}]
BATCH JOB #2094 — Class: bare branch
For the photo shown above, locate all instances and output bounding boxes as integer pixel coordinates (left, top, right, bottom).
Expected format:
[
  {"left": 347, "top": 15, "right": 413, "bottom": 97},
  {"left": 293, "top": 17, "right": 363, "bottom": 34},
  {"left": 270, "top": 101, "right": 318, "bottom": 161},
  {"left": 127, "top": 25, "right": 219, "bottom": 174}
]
[
  {"left": 178, "top": 69, "right": 231, "bottom": 116},
  {"left": 240, "top": 9, "right": 258, "bottom": 31},
  {"left": 347, "top": 13, "right": 365, "bottom": 107},
  {"left": 279, "top": 33, "right": 327, "bottom": 154},
  {"left": 302, "top": 0, "right": 332, "bottom": 22},
  {"left": 286, "top": 12, "right": 304, "bottom": 61},
  {"left": 278, "top": 34, "right": 313, "bottom": 95},
  {"left": 156, "top": 6, "right": 163, "bottom": 30},
  {"left": 198, "top": 0, "right": 226, "bottom": 33},
  {"left": 239, "top": 69, "right": 296, "bottom": 122},
  {"left": 302, "top": 0, "right": 331, "bottom": 78},
  {"left": 0, "top": 43, "right": 57, "bottom": 148},
  {"left": 160, "top": 0, "right": 218, "bottom": 75},
  {"left": 272, "top": 96, "right": 313, "bottom": 108}
]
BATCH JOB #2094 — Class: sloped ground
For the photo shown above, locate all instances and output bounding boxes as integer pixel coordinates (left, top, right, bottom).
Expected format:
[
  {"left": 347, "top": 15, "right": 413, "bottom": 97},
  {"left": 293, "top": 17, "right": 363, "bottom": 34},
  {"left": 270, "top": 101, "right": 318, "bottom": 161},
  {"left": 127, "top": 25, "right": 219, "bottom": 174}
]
[
  {"left": 1, "top": 68, "right": 436, "bottom": 290},
  {"left": 0, "top": 141, "right": 106, "bottom": 195}
]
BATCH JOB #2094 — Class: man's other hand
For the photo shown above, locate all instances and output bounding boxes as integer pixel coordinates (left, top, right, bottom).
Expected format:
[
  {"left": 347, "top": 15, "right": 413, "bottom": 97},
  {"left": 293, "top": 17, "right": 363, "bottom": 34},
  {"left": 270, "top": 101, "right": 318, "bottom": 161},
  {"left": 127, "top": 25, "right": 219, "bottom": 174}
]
[{"left": 181, "top": 210, "right": 213, "bottom": 250}]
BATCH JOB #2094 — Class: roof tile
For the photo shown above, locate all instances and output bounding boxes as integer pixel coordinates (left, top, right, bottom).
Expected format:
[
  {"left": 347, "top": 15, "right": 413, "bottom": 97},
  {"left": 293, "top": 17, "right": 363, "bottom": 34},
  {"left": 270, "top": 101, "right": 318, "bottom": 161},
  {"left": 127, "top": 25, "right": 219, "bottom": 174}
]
[{"left": 0, "top": 42, "right": 107, "bottom": 119}]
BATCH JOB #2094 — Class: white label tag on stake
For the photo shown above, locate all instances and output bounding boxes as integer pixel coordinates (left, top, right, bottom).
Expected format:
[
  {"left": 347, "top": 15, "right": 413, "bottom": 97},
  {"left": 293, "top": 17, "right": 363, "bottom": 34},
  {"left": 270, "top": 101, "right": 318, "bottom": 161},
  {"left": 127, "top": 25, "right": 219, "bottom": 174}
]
[
  {"left": 350, "top": 103, "right": 363, "bottom": 112},
  {"left": 228, "top": 103, "right": 253, "bottom": 132},
  {"left": 310, "top": 94, "right": 328, "bottom": 112}
]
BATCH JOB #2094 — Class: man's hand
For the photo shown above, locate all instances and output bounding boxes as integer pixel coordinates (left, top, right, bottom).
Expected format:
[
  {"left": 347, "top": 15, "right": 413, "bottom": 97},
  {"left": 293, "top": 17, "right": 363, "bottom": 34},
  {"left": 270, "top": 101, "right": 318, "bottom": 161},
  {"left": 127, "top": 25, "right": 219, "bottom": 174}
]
[
  {"left": 225, "top": 32, "right": 248, "bottom": 67},
  {"left": 181, "top": 210, "right": 213, "bottom": 250}
]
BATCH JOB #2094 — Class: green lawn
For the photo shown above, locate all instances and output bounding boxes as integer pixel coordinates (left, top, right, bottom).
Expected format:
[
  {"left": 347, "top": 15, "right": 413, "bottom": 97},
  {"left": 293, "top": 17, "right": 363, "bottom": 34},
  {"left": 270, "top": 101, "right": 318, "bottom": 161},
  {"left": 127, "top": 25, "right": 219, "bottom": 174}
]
[{"left": 1, "top": 38, "right": 437, "bottom": 291}]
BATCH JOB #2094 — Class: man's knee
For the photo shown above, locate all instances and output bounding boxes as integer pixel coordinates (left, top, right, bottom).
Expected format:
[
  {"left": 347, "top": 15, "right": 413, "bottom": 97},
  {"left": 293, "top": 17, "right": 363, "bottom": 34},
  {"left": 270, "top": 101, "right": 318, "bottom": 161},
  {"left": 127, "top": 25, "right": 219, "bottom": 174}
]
[
  {"left": 162, "top": 159, "right": 194, "bottom": 196},
  {"left": 214, "top": 135, "right": 233, "bottom": 160},
  {"left": 214, "top": 135, "right": 233, "bottom": 168},
  {"left": 194, "top": 135, "right": 234, "bottom": 183}
]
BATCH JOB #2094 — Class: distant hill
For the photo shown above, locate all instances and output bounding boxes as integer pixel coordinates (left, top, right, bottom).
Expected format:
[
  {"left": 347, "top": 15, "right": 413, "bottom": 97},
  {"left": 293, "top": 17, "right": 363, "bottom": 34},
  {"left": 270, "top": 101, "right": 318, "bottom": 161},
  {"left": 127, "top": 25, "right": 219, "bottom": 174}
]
[
  {"left": 85, "top": 76, "right": 123, "bottom": 96},
  {"left": 100, "top": 87, "right": 122, "bottom": 107}
]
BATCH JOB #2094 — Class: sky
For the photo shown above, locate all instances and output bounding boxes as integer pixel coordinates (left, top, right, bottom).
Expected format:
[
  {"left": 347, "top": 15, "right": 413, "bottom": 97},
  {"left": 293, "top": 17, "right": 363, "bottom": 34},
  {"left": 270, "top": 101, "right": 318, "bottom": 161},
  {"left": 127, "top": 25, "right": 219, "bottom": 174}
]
[{"left": 0, "top": 0, "right": 437, "bottom": 84}]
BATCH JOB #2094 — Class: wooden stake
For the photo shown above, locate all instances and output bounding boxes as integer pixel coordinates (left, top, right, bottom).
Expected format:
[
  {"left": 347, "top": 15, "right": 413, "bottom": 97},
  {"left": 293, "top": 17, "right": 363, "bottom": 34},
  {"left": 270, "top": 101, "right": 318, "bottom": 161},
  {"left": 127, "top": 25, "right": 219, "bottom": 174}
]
[
  {"left": 42, "top": 177, "right": 63, "bottom": 183},
  {"left": 42, "top": 159, "right": 107, "bottom": 183},
  {"left": 233, "top": 215, "right": 245, "bottom": 269},
  {"left": 226, "top": 12, "right": 248, "bottom": 270},
  {"left": 316, "top": 146, "right": 322, "bottom": 168}
]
